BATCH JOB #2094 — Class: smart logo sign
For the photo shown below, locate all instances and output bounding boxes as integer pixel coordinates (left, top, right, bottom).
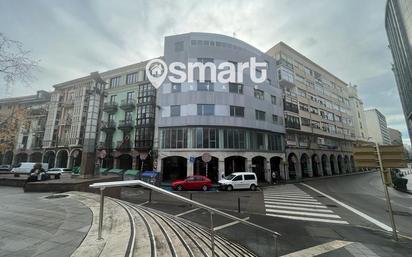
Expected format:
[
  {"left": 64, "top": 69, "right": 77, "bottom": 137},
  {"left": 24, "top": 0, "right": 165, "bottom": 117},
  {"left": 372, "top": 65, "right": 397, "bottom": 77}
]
[{"left": 146, "top": 57, "right": 268, "bottom": 88}]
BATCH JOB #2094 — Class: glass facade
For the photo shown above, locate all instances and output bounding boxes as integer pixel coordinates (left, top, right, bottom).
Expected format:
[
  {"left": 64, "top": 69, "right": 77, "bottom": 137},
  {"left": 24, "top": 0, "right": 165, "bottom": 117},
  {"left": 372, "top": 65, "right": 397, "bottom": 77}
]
[{"left": 160, "top": 127, "right": 283, "bottom": 152}]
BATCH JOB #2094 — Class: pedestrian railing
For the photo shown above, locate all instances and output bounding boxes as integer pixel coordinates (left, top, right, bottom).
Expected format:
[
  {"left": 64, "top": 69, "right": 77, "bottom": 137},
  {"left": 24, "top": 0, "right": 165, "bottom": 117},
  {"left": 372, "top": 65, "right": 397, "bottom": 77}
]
[{"left": 90, "top": 180, "right": 281, "bottom": 257}]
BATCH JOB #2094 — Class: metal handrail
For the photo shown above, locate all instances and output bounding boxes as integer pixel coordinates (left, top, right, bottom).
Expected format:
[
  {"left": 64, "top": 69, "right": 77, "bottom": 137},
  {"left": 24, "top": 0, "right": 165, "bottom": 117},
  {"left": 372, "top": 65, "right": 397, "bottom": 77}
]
[{"left": 90, "top": 179, "right": 280, "bottom": 256}]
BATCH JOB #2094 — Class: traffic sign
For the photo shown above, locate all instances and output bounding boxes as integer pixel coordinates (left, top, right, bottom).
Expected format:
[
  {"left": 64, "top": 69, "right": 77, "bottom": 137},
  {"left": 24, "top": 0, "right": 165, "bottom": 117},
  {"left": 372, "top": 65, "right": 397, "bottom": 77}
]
[{"left": 202, "top": 153, "right": 212, "bottom": 163}]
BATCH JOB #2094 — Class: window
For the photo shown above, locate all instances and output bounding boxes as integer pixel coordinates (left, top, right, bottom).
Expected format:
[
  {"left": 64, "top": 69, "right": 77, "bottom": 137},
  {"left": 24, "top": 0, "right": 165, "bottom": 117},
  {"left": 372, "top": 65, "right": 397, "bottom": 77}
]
[
  {"left": 160, "top": 127, "right": 188, "bottom": 149},
  {"left": 125, "top": 111, "right": 132, "bottom": 121},
  {"left": 244, "top": 174, "right": 256, "bottom": 180},
  {"left": 271, "top": 95, "right": 277, "bottom": 105},
  {"left": 272, "top": 115, "right": 279, "bottom": 124},
  {"left": 193, "top": 127, "right": 219, "bottom": 148},
  {"left": 197, "top": 81, "right": 214, "bottom": 91},
  {"left": 110, "top": 76, "right": 121, "bottom": 88},
  {"left": 126, "top": 72, "right": 138, "bottom": 85},
  {"left": 229, "top": 83, "right": 243, "bottom": 94},
  {"left": 224, "top": 128, "right": 246, "bottom": 149},
  {"left": 197, "top": 104, "right": 214, "bottom": 116},
  {"left": 135, "top": 127, "right": 154, "bottom": 148},
  {"left": 284, "top": 101, "right": 299, "bottom": 113},
  {"left": 299, "top": 103, "right": 309, "bottom": 112},
  {"left": 254, "top": 89, "right": 264, "bottom": 100},
  {"left": 170, "top": 105, "right": 181, "bottom": 117},
  {"left": 137, "top": 84, "right": 155, "bottom": 104},
  {"left": 311, "top": 120, "right": 320, "bottom": 129},
  {"left": 171, "top": 83, "right": 181, "bottom": 93},
  {"left": 285, "top": 115, "right": 300, "bottom": 129},
  {"left": 136, "top": 105, "right": 155, "bottom": 126},
  {"left": 110, "top": 95, "right": 117, "bottom": 103},
  {"left": 301, "top": 117, "right": 311, "bottom": 127},
  {"left": 233, "top": 175, "right": 243, "bottom": 181},
  {"left": 309, "top": 106, "right": 319, "bottom": 115},
  {"left": 255, "top": 110, "right": 266, "bottom": 121},
  {"left": 230, "top": 106, "right": 244, "bottom": 117},
  {"left": 126, "top": 92, "right": 134, "bottom": 103}
]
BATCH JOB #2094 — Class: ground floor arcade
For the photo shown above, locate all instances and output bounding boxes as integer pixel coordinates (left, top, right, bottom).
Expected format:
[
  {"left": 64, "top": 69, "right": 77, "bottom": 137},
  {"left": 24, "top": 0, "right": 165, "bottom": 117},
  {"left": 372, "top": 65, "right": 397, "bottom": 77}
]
[{"left": 157, "top": 150, "right": 285, "bottom": 183}]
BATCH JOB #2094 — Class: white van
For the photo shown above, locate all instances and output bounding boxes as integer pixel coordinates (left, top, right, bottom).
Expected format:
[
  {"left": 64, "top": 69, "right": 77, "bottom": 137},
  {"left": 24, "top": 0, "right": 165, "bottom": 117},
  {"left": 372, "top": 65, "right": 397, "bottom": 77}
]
[
  {"left": 11, "top": 162, "right": 49, "bottom": 174},
  {"left": 218, "top": 172, "right": 258, "bottom": 191}
]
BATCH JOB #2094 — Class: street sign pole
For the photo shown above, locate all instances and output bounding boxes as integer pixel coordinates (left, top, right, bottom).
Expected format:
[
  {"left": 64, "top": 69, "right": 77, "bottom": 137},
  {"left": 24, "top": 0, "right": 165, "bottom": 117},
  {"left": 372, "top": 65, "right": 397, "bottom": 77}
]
[
  {"left": 206, "top": 162, "right": 208, "bottom": 177},
  {"left": 376, "top": 142, "right": 398, "bottom": 241}
]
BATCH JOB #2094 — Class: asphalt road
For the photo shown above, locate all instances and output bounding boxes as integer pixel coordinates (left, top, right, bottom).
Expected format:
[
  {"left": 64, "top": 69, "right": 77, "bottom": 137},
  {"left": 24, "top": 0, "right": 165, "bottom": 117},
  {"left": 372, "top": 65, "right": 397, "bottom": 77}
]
[{"left": 303, "top": 172, "right": 412, "bottom": 238}]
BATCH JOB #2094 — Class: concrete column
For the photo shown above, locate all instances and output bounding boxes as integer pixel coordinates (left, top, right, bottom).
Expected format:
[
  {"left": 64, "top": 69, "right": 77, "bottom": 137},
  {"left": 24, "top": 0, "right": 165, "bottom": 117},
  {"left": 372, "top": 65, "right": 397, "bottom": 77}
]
[
  {"left": 245, "top": 159, "right": 252, "bottom": 172},
  {"left": 324, "top": 159, "right": 332, "bottom": 176},
  {"left": 218, "top": 160, "right": 225, "bottom": 180},
  {"left": 318, "top": 161, "right": 323, "bottom": 176},
  {"left": 307, "top": 157, "right": 313, "bottom": 177},
  {"left": 113, "top": 158, "right": 119, "bottom": 169},
  {"left": 132, "top": 156, "right": 138, "bottom": 170},
  {"left": 279, "top": 162, "right": 286, "bottom": 180},
  {"left": 187, "top": 160, "right": 194, "bottom": 177},
  {"left": 333, "top": 160, "right": 339, "bottom": 175},
  {"left": 265, "top": 160, "right": 270, "bottom": 182}
]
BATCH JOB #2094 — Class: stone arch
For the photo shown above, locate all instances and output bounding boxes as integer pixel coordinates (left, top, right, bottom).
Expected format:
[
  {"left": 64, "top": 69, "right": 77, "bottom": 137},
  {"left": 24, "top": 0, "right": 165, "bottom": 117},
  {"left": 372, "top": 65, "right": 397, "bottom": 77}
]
[
  {"left": 344, "top": 155, "right": 350, "bottom": 173},
  {"left": 337, "top": 155, "right": 344, "bottom": 174},
  {"left": 288, "top": 153, "right": 299, "bottom": 180},
  {"left": 194, "top": 156, "right": 219, "bottom": 182},
  {"left": 56, "top": 149, "right": 69, "bottom": 168},
  {"left": 312, "top": 154, "right": 321, "bottom": 177},
  {"left": 69, "top": 149, "right": 82, "bottom": 168},
  {"left": 15, "top": 152, "right": 28, "bottom": 164},
  {"left": 300, "top": 153, "right": 310, "bottom": 178},
  {"left": 270, "top": 156, "right": 282, "bottom": 181},
  {"left": 162, "top": 156, "right": 187, "bottom": 182},
  {"left": 321, "top": 154, "right": 329, "bottom": 176},
  {"left": 4, "top": 151, "right": 14, "bottom": 165},
  {"left": 118, "top": 154, "right": 132, "bottom": 169},
  {"left": 252, "top": 156, "right": 266, "bottom": 182},
  {"left": 224, "top": 156, "right": 246, "bottom": 175},
  {"left": 29, "top": 152, "right": 43, "bottom": 163},
  {"left": 43, "top": 151, "right": 55, "bottom": 168},
  {"left": 330, "top": 154, "right": 337, "bottom": 175}
]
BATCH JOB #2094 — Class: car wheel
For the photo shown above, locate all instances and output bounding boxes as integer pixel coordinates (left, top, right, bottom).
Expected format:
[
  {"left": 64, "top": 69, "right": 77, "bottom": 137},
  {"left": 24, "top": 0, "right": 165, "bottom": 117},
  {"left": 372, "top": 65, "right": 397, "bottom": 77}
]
[
  {"left": 177, "top": 185, "right": 183, "bottom": 191},
  {"left": 227, "top": 185, "right": 233, "bottom": 191},
  {"left": 250, "top": 184, "right": 257, "bottom": 191},
  {"left": 201, "top": 185, "right": 208, "bottom": 191}
]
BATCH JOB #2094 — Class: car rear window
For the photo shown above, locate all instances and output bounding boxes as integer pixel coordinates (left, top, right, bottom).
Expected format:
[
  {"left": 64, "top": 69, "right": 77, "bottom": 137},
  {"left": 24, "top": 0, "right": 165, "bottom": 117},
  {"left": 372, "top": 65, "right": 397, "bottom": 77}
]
[{"left": 244, "top": 174, "right": 256, "bottom": 180}]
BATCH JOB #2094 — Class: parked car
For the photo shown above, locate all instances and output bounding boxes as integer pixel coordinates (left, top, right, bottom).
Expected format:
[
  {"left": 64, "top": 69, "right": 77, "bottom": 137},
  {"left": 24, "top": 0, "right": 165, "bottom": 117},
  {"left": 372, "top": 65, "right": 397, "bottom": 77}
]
[
  {"left": 47, "top": 168, "right": 72, "bottom": 179},
  {"left": 11, "top": 162, "right": 49, "bottom": 174},
  {"left": 172, "top": 175, "right": 212, "bottom": 191},
  {"left": 218, "top": 172, "right": 258, "bottom": 191},
  {"left": 0, "top": 165, "right": 12, "bottom": 173}
]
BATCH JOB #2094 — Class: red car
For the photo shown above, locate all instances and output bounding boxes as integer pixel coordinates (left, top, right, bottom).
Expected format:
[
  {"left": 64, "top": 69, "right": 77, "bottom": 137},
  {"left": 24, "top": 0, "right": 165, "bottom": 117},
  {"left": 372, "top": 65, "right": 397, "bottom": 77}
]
[{"left": 172, "top": 175, "right": 212, "bottom": 191}]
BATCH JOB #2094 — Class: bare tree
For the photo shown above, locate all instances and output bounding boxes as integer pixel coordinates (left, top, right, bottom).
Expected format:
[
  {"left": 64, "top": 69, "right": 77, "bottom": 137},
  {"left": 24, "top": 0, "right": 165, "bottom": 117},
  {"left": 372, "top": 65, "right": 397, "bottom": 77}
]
[{"left": 0, "top": 33, "right": 39, "bottom": 87}]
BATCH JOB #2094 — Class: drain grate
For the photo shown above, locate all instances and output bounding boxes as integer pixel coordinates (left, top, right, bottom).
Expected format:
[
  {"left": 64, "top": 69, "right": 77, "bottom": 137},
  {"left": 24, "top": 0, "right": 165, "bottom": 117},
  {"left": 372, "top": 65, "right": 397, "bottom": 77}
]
[
  {"left": 325, "top": 204, "right": 338, "bottom": 208},
  {"left": 45, "top": 194, "right": 69, "bottom": 199}
]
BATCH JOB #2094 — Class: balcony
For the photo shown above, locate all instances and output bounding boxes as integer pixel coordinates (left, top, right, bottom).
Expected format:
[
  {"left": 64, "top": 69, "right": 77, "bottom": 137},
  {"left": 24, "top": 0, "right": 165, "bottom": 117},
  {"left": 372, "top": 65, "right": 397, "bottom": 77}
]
[
  {"left": 28, "top": 107, "right": 47, "bottom": 116},
  {"left": 278, "top": 67, "right": 296, "bottom": 89},
  {"left": 97, "top": 141, "right": 113, "bottom": 150},
  {"left": 285, "top": 121, "right": 301, "bottom": 130},
  {"left": 118, "top": 119, "right": 134, "bottom": 131},
  {"left": 284, "top": 100, "right": 299, "bottom": 114},
  {"left": 116, "top": 140, "right": 132, "bottom": 151},
  {"left": 120, "top": 99, "right": 136, "bottom": 111},
  {"left": 101, "top": 120, "right": 116, "bottom": 132},
  {"left": 103, "top": 102, "right": 118, "bottom": 114}
]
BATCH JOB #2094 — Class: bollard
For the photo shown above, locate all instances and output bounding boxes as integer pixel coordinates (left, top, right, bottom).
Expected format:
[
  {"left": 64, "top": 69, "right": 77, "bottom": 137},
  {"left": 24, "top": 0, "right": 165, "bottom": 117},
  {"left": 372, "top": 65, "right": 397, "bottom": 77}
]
[
  {"left": 149, "top": 189, "right": 152, "bottom": 203},
  {"left": 238, "top": 197, "right": 241, "bottom": 213},
  {"left": 189, "top": 193, "right": 193, "bottom": 207}
]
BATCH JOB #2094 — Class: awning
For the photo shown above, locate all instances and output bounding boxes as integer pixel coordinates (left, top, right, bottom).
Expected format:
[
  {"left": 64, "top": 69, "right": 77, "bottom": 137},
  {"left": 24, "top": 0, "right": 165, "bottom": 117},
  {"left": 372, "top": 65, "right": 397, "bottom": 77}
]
[
  {"left": 124, "top": 169, "right": 140, "bottom": 176},
  {"left": 108, "top": 168, "right": 125, "bottom": 174}
]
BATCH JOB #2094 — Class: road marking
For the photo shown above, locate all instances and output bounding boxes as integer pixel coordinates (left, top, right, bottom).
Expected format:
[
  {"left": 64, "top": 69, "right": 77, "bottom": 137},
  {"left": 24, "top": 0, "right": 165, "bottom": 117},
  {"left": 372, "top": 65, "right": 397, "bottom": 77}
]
[
  {"left": 265, "top": 201, "right": 328, "bottom": 208},
  {"left": 176, "top": 208, "right": 200, "bottom": 217},
  {"left": 280, "top": 240, "right": 353, "bottom": 257},
  {"left": 266, "top": 209, "right": 341, "bottom": 219},
  {"left": 267, "top": 214, "right": 349, "bottom": 224},
  {"left": 264, "top": 198, "right": 322, "bottom": 204},
  {"left": 264, "top": 196, "right": 318, "bottom": 202},
  {"left": 301, "top": 183, "right": 393, "bottom": 231},
  {"left": 263, "top": 194, "right": 314, "bottom": 199},
  {"left": 265, "top": 204, "right": 334, "bottom": 213},
  {"left": 213, "top": 217, "right": 250, "bottom": 231},
  {"left": 138, "top": 201, "right": 149, "bottom": 206}
]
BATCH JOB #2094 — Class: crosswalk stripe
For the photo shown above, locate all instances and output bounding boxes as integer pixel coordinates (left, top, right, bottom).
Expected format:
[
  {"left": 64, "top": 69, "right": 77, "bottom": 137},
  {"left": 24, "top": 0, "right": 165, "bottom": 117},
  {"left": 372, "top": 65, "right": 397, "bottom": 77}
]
[
  {"left": 266, "top": 209, "right": 341, "bottom": 219},
  {"left": 266, "top": 214, "right": 349, "bottom": 224},
  {"left": 264, "top": 198, "right": 322, "bottom": 205},
  {"left": 264, "top": 196, "right": 318, "bottom": 202},
  {"left": 265, "top": 205, "right": 334, "bottom": 213},
  {"left": 263, "top": 194, "right": 314, "bottom": 199},
  {"left": 264, "top": 201, "right": 328, "bottom": 208}
]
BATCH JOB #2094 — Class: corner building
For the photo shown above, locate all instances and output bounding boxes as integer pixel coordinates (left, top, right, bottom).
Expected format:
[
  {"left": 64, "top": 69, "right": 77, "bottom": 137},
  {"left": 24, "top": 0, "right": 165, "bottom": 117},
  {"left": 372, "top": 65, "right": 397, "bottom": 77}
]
[
  {"left": 266, "top": 42, "right": 356, "bottom": 180},
  {"left": 156, "top": 33, "right": 285, "bottom": 183}
]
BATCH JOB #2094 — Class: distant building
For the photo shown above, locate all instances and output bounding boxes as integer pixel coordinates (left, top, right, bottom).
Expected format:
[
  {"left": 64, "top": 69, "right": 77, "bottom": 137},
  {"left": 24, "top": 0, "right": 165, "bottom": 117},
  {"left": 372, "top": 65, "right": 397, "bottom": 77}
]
[
  {"left": 365, "top": 109, "right": 391, "bottom": 145},
  {"left": 388, "top": 127, "right": 403, "bottom": 145},
  {"left": 348, "top": 85, "right": 368, "bottom": 141},
  {"left": 385, "top": 0, "right": 412, "bottom": 148}
]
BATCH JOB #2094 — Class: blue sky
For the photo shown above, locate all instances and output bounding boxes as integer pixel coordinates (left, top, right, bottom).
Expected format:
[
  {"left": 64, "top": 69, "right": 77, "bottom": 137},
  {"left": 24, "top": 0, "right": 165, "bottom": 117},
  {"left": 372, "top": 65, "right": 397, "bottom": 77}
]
[{"left": 0, "top": 0, "right": 409, "bottom": 145}]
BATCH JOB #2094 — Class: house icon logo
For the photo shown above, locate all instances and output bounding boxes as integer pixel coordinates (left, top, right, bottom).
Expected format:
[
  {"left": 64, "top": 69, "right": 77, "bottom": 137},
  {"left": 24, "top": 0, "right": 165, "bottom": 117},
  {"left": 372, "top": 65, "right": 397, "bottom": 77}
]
[{"left": 146, "top": 58, "right": 167, "bottom": 89}]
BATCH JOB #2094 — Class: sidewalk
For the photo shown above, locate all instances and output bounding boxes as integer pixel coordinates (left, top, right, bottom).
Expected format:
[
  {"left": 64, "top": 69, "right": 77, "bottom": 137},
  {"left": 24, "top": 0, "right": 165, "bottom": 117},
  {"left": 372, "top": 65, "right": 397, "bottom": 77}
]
[{"left": 0, "top": 187, "right": 91, "bottom": 257}]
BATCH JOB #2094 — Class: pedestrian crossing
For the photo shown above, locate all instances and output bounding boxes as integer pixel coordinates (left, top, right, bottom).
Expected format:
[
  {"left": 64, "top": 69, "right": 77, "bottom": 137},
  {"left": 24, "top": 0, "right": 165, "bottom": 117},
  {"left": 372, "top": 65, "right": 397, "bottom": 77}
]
[{"left": 263, "top": 184, "right": 349, "bottom": 224}]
